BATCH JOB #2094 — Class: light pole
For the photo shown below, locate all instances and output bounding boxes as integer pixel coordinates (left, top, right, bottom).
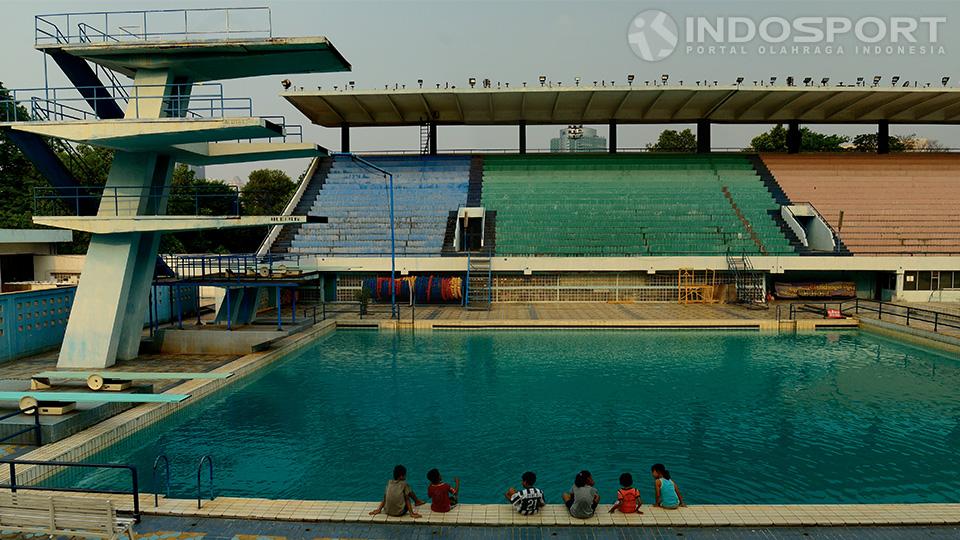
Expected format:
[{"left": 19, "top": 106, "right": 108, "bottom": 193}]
[{"left": 333, "top": 152, "right": 398, "bottom": 319}]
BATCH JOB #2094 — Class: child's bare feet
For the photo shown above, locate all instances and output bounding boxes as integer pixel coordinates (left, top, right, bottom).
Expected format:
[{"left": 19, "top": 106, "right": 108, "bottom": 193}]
[
  {"left": 369, "top": 509, "right": 380, "bottom": 516},
  {"left": 411, "top": 511, "right": 422, "bottom": 518},
  {"left": 414, "top": 499, "right": 426, "bottom": 506}
]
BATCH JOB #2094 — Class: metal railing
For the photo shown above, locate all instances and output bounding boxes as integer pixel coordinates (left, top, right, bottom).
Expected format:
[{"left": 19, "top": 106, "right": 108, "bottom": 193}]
[
  {"left": 0, "top": 407, "right": 42, "bottom": 446},
  {"left": 33, "top": 185, "right": 241, "bottom": 217},
  {"left": 319, "top": 301, "right": 415, "bottom": 323},
  {"left": 196, "top": 455, "right": 213, "bottom": 509},
  {"left": 850, "top": 298, "right": 960, "bottom": 334},
  {"left": 0, "top": 459, "right": 141, "bottom": 521},
  {"left": 152, "top": 454, "right": 170, "bottom": 508},
  {"left": 777, "top": 301, "right": 854, "bottom": 321},
  {"left": 160, "top": 253, "right": 311, "bottom": 281},
  {"left": 36, "top": 7, "right": 272, "bottom": 45}
]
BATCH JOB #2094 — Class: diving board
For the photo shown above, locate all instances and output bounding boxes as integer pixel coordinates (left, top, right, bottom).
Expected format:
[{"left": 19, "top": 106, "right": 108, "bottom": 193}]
[
  {"left": 0, "top": 391, "right": 190, "bottom": 416},
  {"left": 32, "top": 371, "right": 232, "bottom": 391}
]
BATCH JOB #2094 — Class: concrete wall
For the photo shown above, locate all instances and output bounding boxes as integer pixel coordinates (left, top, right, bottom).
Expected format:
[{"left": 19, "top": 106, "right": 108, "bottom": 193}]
[{"left": 33, "top": 254, "right": 85, "bottom": 283}]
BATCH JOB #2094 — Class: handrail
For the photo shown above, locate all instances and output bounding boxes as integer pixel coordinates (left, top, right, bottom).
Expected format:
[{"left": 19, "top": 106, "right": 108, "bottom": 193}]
[
  {"left": 0, "top": 458, "right": 140, "bottom": 521},
  {"left": 152, "top": 454, "right": 170, "bottom": 507},
  {"left": 0, "top": 407, "right": 42, "bottom": 446},
  {"left": 197, "top": 455, "right": 213, "bottom": 509},
  {"left": 33, "top": 185, "right": 241, "bottom": 218},
  {"left": 256, "top": 156, "right": 322, "bottom": 257},
  {"left": 850, "top": 298, "right": 960, "bottom": 333},
  {"left": 35, "top": 7, "right": 272, "bottom": 45},
  {"left": 787, "top": 200, "right": 842, "bottom": 251}
]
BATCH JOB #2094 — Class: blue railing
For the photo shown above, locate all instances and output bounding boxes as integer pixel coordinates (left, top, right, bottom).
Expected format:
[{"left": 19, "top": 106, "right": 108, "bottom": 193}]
[
  {"left": 35, "top": 7, "right": 272, "bottom": 45},
  {"left": 33, "top": 185, "right": 241, "bottom": 217}
]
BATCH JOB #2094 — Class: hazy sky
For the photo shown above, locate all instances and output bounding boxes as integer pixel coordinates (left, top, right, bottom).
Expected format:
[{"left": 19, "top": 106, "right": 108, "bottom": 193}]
[{"left": 4, "top": 0, "right": 959, "bottom": 182}]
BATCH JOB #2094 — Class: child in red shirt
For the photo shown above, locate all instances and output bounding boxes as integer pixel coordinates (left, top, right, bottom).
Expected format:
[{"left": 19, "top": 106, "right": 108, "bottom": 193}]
[
  {"left": 426, "top": 468, "right": 459, "bottom": 512},
  {"left": 609, "top": 472, "right": 643, "bottom": 514}
]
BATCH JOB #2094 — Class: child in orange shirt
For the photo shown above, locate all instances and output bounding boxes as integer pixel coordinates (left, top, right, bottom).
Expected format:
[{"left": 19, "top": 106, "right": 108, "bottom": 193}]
[{"left": 608, "top": 472, "right": 643, "bottom": 514}]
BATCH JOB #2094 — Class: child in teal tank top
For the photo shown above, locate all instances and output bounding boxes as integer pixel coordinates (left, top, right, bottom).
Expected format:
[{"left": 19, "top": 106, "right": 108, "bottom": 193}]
[{"left": 651, "top": 463, "right": 685, "bottom": 509}]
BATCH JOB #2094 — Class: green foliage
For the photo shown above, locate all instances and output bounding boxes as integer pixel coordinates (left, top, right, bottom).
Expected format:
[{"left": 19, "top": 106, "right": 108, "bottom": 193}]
[
  {"left": 241, "top": 168, "right": 295, "bottom": 216},
  {"left": 646, "top": 128, "right": 697, "bottom": 152},
  {"left": 160, "top": 164, "right": 247, "bottom": 254},
  {"left": 749, "top": 124, "right": 849, "bottom": 152}
]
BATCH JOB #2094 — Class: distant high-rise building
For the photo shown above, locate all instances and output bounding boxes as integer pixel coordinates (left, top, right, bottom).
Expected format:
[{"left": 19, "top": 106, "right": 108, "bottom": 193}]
[
  {"left": 188, "top": 164, "right": 206, "bottom": 179},
  {"left": 550, "top": 126, "right": 607, "bottom": 152}
]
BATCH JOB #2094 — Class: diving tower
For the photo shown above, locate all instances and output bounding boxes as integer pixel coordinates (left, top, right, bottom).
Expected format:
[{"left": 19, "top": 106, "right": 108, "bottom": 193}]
[{"left": 4, "top": 7, "right": 351, "bottom": 368}]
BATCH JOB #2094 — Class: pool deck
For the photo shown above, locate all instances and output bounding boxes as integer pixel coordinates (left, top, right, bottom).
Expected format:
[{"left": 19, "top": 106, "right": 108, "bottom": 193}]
[{"left": 2, "top": 302, "right": 954, "bottom": 531}]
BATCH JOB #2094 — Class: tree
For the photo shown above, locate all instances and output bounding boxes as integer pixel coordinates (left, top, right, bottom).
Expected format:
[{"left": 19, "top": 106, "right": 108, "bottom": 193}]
[
  {"left": 851, "top": 133, "right": 907, "bottom": 153},
  {"left": 646, "top": 128, "right": 697, "bottom": 152},
  {"left": 160, "top": 164, "right": 244, "bottom": 254},
  {"left": 241, "top": 168, "right": 295, "bottom": 215},
  {"left": 749, "top": 124, "right": 849, "bottom": 152},
  {"left": 0, "top": 83, "right": 45, "bottom": 230}
]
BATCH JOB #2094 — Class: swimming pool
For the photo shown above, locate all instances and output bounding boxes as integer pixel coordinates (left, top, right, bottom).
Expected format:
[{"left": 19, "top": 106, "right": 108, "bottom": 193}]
[{"left": 58, "top": 329, "right": 960, "bottom": 505}]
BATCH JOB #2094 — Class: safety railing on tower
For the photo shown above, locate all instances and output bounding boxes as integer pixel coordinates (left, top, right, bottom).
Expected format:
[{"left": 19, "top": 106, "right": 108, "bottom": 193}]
[
  {"left": 33, "top": 185, "right": 241, "bottom": 217},
  {"left": 35, "top": 7, "right": 272, "bottom": 45}
]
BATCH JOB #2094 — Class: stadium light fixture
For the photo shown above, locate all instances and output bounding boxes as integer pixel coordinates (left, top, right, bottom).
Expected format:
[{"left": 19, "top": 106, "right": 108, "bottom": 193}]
[
  {"left": 803, "top": 77, "right": 812, "bottom": 86},
  {"left": 661, "top": 73, "right": 669, "bottom": 85},
  {"left": 576, "top": 77, "right": 581, "bottom": 86},
  {"left": 539, "top": 75, "right": 546, "bottom": 86},
  {"left": 891, "top": 76, "right": 900, "bottom": 86},
  {"left": 469, "top": 78, "right": 476, "bottom": 88},
  {"left": 281, "top": 79, "right": 292, "bottom": 90},
  {"left": 943, "top": 76, "right": 950, "bottom": 86},
  {"left": 820, "top": 77, "right": 830, "bottom": 86},
  {"left": 735, "top": 76, "right": 744, "bottom": 86},
  {"left": 627, "top": 74, "right": 635, "bottom": 86},
  {"left": 902, "top": 81, "right": 909, "bottom": 87},
  {"left": 872, "top": 76, "right": 881, "bottom": 86},
  {"left": 856, "top": 76, "right": 864, "bottom": 87},
  {"left": 696, "top": 81, "right": 700, "bottom": 86},
  {"left": 713, "top": 80, "right": 718, "bottom": 86},
  {"left": 349, "top": 81, "right": 355, "bottom": 89},
  {"left": 786, "top": 76, "right": 794, "bottom": 87},
  {"left": 770, "top": 76, "right": 777, "bottom": 85},
  {"left": 418, "top": 79, "right": 423, "bottom": 88}
]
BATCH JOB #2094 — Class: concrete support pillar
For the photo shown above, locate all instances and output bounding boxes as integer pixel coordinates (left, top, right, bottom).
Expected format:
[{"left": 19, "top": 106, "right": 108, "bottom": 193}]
[
  {"left": 519, "top": 122, "right": 526, "bottom": 154},
  {"left": 877, "top": 121, "right": 890, "bottom": 154},
  {"left": 696, "top": 120, "right": 711, "bottom": 154},
  {"left": 429, "top": 122, "right": 438, "bottom": 155},
  {"left": 609, "top": 121, "right": 618, "bottom": 153},
  {"left": 787, "top": 121, "right": 801, "bottom": 154},
  {"left": 341, "top": 124, "right": 350, "bottom": 152},
  {"left": 894, "top": 269, "right": 905, "bottom": 301}
]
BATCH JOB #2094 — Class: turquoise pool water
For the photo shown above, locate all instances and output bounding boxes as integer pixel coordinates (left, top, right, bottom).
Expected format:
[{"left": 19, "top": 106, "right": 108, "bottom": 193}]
[{"left": 59, "top": 329, "right": 960, "bottom": 504}]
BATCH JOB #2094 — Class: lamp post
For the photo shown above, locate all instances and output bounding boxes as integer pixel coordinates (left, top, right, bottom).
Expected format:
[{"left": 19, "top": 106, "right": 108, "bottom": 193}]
[{"left": 333, "top": 152, "right": 398, "bottom": 319}]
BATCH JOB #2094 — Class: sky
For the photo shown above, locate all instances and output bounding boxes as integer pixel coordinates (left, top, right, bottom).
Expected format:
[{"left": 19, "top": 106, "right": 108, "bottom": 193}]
[{"left": 3, "top": 0, "right": 960, "bottom": 183}]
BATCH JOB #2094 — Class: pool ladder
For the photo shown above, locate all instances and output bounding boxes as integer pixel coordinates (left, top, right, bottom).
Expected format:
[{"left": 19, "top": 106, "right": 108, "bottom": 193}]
[{"left": 151, "top": 454, "right": 215, "bottom": 509}]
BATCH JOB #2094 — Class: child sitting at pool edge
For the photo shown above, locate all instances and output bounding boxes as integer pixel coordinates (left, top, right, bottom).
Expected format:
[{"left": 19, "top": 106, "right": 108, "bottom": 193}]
[
  {"left": 426, "top": 468, "right": 459, "bottom": 513},
  {"left": 609, "top": 472, "right": 643, "bottom": 514},
  {"left": 505, "top": 471, "right": 546, "bottom": 515},
  {"left": 369, "top": 464, "right": 426, "bottom": 518},
  {"left": 651, "top": 463, "right": 685, "bottom": 509}
]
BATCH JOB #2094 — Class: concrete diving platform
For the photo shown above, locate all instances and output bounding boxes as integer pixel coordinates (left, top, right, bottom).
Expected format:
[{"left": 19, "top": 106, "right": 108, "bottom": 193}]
[
  {"left": 171, "top": 142, "right": 327, "bottom": 165},
  {"left": 3, "top": 117, "right": 285, "bottom": 152},
  {"left": 36, "top": 36, "right": 351, "bottom": 82},
  {"left": 32, "top": 215, "right": 306, "bottom": 234}
]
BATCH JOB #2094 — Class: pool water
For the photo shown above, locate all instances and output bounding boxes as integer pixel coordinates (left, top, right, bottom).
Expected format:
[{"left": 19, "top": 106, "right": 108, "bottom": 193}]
[{"left": 59, "top": 329, "right": 960, "bottom": 504}]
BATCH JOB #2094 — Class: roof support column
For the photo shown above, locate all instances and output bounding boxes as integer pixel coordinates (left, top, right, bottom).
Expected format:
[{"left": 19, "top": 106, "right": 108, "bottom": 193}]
[
  {"left": 696, "top": 120, "right": 711, "bottom": 154},
  {"left": 787, "top": 121, "right": 801, "bottom": 154},
  {"left": 341, "top": 124, "right": 350, "bottom": 153},
  {"left": 609, "top": 121, "right": 618, "bottom": 154},
  {"left": 877, "top": 121, "right": 890, "bottom": 154},
  {"left": 429, "top": 122, "right": 437, "bottom": 155},
  {"left": 519, "top": 122, "right": 526, "bottom": 154}
]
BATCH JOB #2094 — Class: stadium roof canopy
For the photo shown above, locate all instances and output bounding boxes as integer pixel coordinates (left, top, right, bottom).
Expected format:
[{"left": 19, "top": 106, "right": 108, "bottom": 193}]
[{"left": 283, "top": 86, "right": 960, "bottom": 127}]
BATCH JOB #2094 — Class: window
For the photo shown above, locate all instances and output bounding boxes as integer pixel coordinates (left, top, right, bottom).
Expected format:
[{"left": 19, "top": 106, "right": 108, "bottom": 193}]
[
  {"left": 904, "top": 271, "right": 918, "bottom": 291},
  {"left": 917, "top": 272, "right": 932, "bottom": 290}
]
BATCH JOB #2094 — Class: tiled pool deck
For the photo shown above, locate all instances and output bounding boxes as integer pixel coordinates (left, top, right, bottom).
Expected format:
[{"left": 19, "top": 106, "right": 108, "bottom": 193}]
[{"left": 0, "top": 303, "right": 955, "bottom": 532}]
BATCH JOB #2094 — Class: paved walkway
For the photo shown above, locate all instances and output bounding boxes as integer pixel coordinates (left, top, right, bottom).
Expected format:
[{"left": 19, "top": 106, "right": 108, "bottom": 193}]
[{"left": 125, "top": 515, "right": 960, "bottom": 540}]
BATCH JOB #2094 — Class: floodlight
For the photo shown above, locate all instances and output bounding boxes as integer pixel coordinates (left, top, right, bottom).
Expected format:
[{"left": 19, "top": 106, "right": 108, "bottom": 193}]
[
  {"left": 627, "top": 74, "right": 635, "bottom": 86},
  {"left": 349, "top": 81, "right": 355, "bottom": 89},
  {"left": 469, "top": 78, "right": 476, "bottom": 88},
  {"left": 418, "top": 79, "right": 423, "bottom": 88},
  {"left": 786, "top": 76, "right": 794, "bottom": 86},
  {"left": 803, "top": 77, "right": 812, "bottom": 86},
  {"left": 943, "top": 76, "right": 950, "bottom": 86},
  {"left": 821, "top": 77, "right": 830, "bottom": 86},
  {"left": 891, "top": 76, "right": 900, "bottom": 86},
  {"left": 661, "top": 73, "right": 669, "bottom": 84},
  {"left": 873, "top": 76, "right": 881, "bottom": 86},
  {"left": 770, "top": 76, "right": 777, "bottom": 85},
  {"left": 576, "top": 77, "right": 581, "bottom": 86},
  {"left": 281, "top": 79, "right": 292, "bottom": 90},
  {"left": 902, "top": 81, "right": 909, "bottom": 87},
  {"left": 735, "top": 76, "right": 744, "bottom": 85},
  {"left": 539, "top": 75, "right": 546, "bottom": 86}
]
